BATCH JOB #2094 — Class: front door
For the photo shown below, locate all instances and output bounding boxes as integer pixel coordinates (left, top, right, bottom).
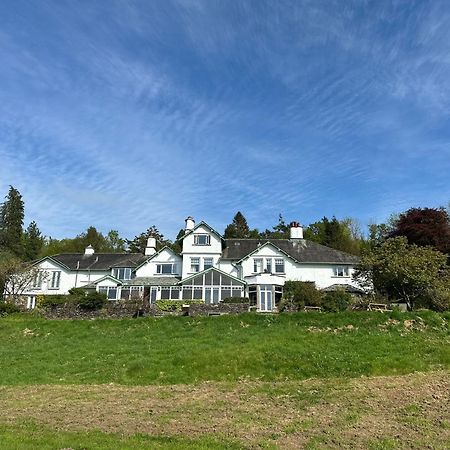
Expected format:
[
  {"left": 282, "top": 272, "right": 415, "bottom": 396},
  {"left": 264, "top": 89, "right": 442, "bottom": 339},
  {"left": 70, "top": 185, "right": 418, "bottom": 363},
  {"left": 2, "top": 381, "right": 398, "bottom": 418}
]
[
  {"left": 259, "top": 285, "right": 273, "bottom": 312},
  {"left": 150, "top": 287, "right": 158, "bottom": 304}
]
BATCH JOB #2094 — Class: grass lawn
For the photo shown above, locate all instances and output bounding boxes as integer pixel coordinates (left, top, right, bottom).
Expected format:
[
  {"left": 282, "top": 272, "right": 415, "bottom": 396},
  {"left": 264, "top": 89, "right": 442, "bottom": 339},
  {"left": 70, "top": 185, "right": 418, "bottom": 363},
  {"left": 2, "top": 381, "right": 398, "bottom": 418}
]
[{"left": 0, "top": 311, "right": 449, "bottom": 448}]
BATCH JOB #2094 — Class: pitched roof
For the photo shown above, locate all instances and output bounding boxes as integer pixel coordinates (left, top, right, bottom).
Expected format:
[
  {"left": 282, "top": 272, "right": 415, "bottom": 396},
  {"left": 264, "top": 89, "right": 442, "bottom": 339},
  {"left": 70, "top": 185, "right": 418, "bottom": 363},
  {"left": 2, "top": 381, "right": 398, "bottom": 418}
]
[
  {"left": 46, "top": 253, "right": 147, "bottom": 271},
  {"left": 180, "top": 221, "right": 223, "bottom": 241},
  {"left": 123, "top": 276, "right": 181, "bottom": 286},
  {"left": 221, "top": 239, "right": 359, "bottom": 264}
]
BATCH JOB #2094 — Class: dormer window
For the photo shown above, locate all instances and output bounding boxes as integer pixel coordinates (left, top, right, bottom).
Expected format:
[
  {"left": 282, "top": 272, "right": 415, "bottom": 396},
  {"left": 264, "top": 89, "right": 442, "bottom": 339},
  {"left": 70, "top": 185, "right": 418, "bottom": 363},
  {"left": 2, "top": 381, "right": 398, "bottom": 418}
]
[
  {"left": 112, "top": 268, "right": 132, "bottom": 280},
  {"left": 156, "top": 263, "right": 177, "bottom": 275},
  {"left": 194, "top": 234, "right": 210, "bottom": 246}
]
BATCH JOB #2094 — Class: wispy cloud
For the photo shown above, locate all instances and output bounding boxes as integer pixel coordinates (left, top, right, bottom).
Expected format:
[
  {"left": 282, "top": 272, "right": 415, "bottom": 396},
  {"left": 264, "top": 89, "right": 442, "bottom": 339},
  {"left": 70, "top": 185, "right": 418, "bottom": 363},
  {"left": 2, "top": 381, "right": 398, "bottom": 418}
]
[{"left": 0, "top": 0, "right": 449, "bottom": 240}]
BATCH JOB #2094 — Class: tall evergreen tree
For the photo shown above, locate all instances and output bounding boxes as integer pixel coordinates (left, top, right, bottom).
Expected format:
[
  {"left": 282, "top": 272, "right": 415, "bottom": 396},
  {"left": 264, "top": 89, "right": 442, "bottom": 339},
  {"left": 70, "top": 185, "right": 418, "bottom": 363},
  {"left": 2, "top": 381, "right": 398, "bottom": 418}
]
[
  {"left": 0, "top": 186, "right": 25, "bottom": 257},
  {"left": 261, "top": 214, "right": 290, "bottom": 239},
  {"left": 23, "top": 221, "right": 44, "bottom": 261}
]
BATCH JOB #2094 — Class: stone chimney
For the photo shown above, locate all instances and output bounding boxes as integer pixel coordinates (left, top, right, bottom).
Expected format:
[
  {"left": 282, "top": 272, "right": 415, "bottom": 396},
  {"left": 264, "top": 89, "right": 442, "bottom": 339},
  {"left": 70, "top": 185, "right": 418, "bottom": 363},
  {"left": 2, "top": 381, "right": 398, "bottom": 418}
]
[
  {"left": 84, "top": 245, "right": 95, "bottom": 255},
  {"left": 185, "top": 216, "right": 195, "bottom": 234},
  {"left": 289, "top": 221, "right": 303, "bottom": 240},
  {"left": 145, "top": 236, "right": 157, "bottom": 256}
]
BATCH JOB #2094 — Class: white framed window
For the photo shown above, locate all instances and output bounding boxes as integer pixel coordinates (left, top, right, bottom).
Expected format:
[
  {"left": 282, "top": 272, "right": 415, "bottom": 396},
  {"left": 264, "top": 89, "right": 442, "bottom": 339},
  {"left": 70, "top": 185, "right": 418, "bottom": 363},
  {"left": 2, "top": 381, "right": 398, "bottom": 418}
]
[
  {"left": 204, "top": 257, "right": 213, "bottom": 270},
  {"left": 194, "top": 234, "right": 210, "bottom": 246},
  {"left": 112, "top": 268, "right": 132, "bottom": 280},
  {"left": 334, "top": 266, "right": 350, "bottom": 277},
  {"left": 190, "top": 257, "right": 200, "bottom": 272},
  {"left": 253, "top": 258, "right": 263, "bottom": 273},
  {"left": 98, "top": 286, "right": 118, "bottom": 300},
  {"left": 275, "top": 258, "right": 285, "bottom": 273},
  {"left": 49, "top": 271, "right": 61, "bottom": 289},
  {"left": 31, "top": 272, "right": 43, "bottom": 289},
  {"left": 265, "top": 259, "right": 272, "bottom": 273},
  {"left": 156, "top": 263, "right": 176, "bottom": 274}
]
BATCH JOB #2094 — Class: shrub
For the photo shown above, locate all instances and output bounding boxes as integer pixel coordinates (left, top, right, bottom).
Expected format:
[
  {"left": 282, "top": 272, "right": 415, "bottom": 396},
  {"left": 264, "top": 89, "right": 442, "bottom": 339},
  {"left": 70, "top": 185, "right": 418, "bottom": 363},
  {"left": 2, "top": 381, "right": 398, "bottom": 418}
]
[
  {"left": 0, "top": 301, "right": 19, "bottom": 316},
  {"left": 68, "top": 287, "right": 87, "bottom": 297},
  {"left": 322, "top": 289, "right": 352, "bottom": 312},
  {"left": 155, "top": 300, "right": 203, "bottom": 312},
  {"left": 77, "top": 292, "right": 107, "bottom": 310},
  {"left": 222, "top": 297, "right": 250, "bottom": 304},
  {"left": 281, "top": 281, "right": 322, "bottom": 311},
  {"left": 38, "top": 294, "right": 69, "bottom": 308}
]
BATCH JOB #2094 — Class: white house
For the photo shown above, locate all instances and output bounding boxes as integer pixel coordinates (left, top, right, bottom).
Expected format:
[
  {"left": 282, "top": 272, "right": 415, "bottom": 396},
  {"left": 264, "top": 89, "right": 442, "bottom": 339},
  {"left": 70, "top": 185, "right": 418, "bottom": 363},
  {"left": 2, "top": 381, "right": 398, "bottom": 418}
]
[{"left": 19, "top": 217, "right": 362, "bottom": 311}]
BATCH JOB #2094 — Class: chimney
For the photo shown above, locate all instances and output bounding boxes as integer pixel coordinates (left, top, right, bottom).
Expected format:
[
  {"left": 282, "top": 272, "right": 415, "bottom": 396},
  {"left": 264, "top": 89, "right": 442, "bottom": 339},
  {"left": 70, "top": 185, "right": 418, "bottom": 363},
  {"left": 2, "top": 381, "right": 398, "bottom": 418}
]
[
  {"left": 84, "top": 245, "right": 95, "bottom": 255},
  {"left": 145, "top": 236, "right": 157, "bottom": 256},
  {"left": 185, "top": 216, "right": 195, "bottom": 234},
  {"left": 289, "top": 221, "right": 303, "bottom": 240}
]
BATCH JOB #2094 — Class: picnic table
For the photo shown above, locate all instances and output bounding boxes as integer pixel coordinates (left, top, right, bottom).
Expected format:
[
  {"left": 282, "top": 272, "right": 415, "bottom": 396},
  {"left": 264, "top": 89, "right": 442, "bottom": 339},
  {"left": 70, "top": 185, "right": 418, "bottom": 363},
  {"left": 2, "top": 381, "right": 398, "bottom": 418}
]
[{"left": 367, "top": 303, "right": 392, "bottom": 312}]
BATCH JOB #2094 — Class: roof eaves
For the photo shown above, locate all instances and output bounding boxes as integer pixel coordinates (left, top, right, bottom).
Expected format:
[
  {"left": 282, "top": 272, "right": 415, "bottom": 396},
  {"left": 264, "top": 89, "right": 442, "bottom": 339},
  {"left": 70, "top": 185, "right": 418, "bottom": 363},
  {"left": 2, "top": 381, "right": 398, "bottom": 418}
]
[{"left": 235, "top": 241, "right": 300, "bottom": 264}]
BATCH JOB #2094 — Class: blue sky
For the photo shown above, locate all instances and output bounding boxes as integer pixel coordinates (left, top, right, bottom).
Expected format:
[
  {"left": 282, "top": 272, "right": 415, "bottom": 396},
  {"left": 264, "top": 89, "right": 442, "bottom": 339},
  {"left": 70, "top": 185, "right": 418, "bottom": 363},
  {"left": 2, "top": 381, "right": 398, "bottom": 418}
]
[{"left": 0, "top": 0, "right": 449, "bottom": 240}]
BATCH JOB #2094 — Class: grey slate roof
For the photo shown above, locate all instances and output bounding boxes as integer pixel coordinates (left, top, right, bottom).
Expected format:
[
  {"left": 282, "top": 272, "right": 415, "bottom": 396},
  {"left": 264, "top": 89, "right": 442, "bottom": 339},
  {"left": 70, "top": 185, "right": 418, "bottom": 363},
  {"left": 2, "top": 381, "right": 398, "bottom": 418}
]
[
  {"left": 49, "top": 253, "right": 148, "bottom": 271},
  {"left": 222, "top": 239, "right": 359, "bottom": 264},
  {"left": 123, "top": 276, "right": 181, "bottom": 286},
  {"left": 321, "top": 283, "right": 365, "bottom": 294}
]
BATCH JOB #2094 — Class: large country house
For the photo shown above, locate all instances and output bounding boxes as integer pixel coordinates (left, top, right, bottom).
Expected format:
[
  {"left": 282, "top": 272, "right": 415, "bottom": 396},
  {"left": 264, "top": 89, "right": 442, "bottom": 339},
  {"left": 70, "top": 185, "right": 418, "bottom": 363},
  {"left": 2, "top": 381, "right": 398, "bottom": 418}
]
[{"left": 23, "top": 217, "right": 361, "bottom": 311}]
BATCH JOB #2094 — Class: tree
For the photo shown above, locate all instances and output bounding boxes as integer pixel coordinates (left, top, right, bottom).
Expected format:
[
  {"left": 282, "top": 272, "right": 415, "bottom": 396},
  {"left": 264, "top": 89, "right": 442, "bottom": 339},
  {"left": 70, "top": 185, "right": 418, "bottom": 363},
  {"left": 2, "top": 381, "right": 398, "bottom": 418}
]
[
  {"left": 390, "top": 207, "right": 450, "bottom": 255},
  {"left": 0, "top": 255, "right": 42, "bottom": 303},
  {"left": 223, "top": 212, "right": 259, "bottom": 238},
  {"left": 0, "top": 186, "right": 25, "bottom": 257},
  {"left": 304, "top": 216, "right": 362, "bottom": 255},
  {"left": 105, "top": 230, "right": 126, "bottom": 252},
  {"left": 280, "top": 281, "right": 322, "bottom": 310},
  {"left": 22, "top": 221, "right": 44, "bottom": 261},
  {"left": 353, "top": 237, "right": 448, "bottom": 310},
  {"left": 126, "top": 225, "right": 169, "bottom": 253},
  {"left": 261, "top": 214, "right": 290, "bottom": 239}
]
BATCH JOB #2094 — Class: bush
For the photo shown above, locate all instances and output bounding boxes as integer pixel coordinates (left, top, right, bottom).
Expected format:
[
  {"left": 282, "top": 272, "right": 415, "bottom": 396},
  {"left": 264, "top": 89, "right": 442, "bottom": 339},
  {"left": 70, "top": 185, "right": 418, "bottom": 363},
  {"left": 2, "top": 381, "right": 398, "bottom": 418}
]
[
  {"left": 0, "top": 301, "right": 19, "bottom": 316},
  {"left": 322, "top": 289, "right": 352, "bottom": 312},
  {"left": 77, "top": 292, "right": 107, "bottom": 310},
  {"left": 155, "top": 300, "right": 203, "bottom": 312},
  {"left": 222, "top": 297, "right": 250, "bottom": 304},
  {"left": 68, "top": 287, "right": 87, "bottom": 297},
  {"left": 38, "top": 294, "right": 69, "bottom": 308},
  {"left": 280, "top": 281, "right": 322, "bottom": 311}
]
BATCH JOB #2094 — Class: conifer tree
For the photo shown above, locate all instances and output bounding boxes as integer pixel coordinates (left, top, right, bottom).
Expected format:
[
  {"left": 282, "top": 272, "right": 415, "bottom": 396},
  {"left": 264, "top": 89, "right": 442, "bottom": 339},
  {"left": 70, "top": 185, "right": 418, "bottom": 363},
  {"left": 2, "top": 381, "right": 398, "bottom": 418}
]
[
  {"left": 23, "top": 221, "right": 44, "bottom": 261},
  {"left": 0, "top": 186, "right": 24, "bottom": 257}
]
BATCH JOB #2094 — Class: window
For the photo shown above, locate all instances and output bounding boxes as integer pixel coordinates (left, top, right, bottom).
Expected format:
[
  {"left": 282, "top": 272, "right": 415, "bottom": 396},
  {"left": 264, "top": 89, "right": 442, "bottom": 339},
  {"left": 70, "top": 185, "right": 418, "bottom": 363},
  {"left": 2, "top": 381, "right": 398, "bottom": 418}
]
[
  {"left": 265, "top": 259, "right": 272, "bottom": 273},
  {"left": 334, "top": 266, "right": 349, "bottom": 277},
  {"left": 275, "top": 258, "right": 285, "bottom": 273},
  {"left": 98, "top": 286, "right": 118, "bottom": 300},
  {"left": 156, "top": 263, "right": 176, "bottom": 274},
  {"left": 49, "top": 271, "right": 61, "bottom": 289},
  {"left": 190, "top": 257, "right": 200, "bottom": 272},
  {"left": 31, "top": 272, "right": 43, "bottom": 289},
  {"left": 194, "top": 234, "right": 210, "bottom": 246},
  {"left": 204, "top": 258, "right": 213, "bottom": 270},
  {"left": 112, "top": 268, "right": 132, "bottom": 280},
  {"left": 253, "top": 258, "right": 263, "bottom": 273}
]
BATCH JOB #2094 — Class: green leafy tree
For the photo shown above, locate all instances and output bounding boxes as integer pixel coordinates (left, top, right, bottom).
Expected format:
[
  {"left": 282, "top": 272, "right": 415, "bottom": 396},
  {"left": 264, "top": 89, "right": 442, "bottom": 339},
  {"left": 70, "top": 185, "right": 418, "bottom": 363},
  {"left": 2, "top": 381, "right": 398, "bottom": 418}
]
[
  {"left": 126, "top": 225, "right": 169, "bottom": 253},
  {"left": 105, "top": 230, "right": 126, "bottom": 252},
  {"left": 0, "top": 186, "right": 25, "bottom": 257},
  {"left": 304, "top": 216, "right": 362, "bottom": 255},
  {"left": 22, "top": 221, "right": 44, "bottom": 261},
  {"left": 353, "top": 237, "right": 448, "bottom": 310}
]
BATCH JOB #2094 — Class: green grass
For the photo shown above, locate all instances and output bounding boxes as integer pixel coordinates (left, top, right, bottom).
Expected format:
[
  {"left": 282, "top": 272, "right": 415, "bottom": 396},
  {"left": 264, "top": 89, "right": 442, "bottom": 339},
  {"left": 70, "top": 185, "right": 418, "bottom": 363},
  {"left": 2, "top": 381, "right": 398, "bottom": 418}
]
[
  {"left": 0, "top": 422, "right": 242, "bottom": 450},
  {"left": 0, "top": 310, "right": 448, "bottom": 385}
]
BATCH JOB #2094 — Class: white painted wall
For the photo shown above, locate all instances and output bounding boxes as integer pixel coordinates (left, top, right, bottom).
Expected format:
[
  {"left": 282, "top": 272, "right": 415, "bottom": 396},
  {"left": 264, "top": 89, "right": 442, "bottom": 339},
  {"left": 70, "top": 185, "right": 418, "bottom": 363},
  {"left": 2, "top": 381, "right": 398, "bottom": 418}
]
[
  {"left": 136, "top": 248, "right": 182, "bottom": 277},
  {"left": 25, "top": 259, "right": 108, "bottom": 296},
  {"left": 181, "top": 224, "right": 222, "bottom": 278},
  {"left": 238, "top": 243, "right": 358, "bottom": 289}
]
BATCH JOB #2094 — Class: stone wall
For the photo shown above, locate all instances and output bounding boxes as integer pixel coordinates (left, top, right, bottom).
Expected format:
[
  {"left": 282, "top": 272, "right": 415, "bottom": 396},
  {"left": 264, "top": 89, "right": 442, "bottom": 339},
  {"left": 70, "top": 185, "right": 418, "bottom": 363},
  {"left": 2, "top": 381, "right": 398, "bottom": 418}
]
[{"left": 39, "top": 300, "right": 250, "bottom": 319}]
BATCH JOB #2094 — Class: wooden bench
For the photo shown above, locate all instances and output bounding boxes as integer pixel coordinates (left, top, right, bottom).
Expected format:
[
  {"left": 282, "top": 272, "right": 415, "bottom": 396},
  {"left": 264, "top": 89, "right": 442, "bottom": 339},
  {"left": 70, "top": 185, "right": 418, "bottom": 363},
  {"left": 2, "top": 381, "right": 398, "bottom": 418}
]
[
  {"left": 304, "top": 306, "right": 322, "bottom": 312},
  {"left": 368, "top": 303, "right": 392, "bottom": 312}
]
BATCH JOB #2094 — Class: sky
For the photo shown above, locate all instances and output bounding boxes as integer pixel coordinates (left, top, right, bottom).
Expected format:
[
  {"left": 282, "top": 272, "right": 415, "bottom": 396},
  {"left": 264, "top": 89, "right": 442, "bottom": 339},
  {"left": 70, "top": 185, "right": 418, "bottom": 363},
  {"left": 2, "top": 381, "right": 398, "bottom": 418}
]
[{"left": 0, "top": 0, "right": 449, "bottom": 241}]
